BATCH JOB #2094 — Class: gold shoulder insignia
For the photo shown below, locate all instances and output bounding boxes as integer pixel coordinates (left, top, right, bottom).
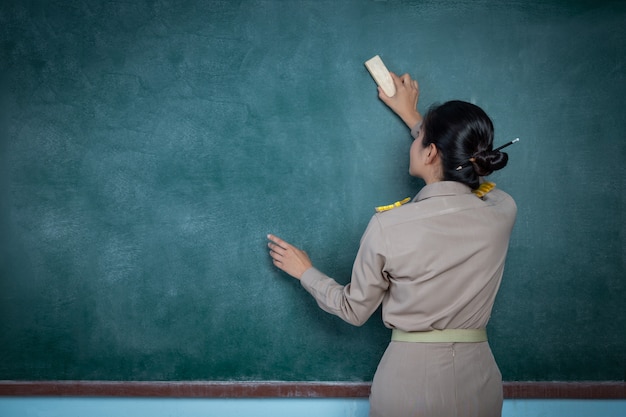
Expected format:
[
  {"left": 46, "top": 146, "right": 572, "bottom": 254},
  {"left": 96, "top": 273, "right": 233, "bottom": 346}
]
[
  {"left": 375, "top": 197, "right": 411, "bottom": 213},
  {"left": 472, "top": 181, "right": 496, "bottom": 198}
]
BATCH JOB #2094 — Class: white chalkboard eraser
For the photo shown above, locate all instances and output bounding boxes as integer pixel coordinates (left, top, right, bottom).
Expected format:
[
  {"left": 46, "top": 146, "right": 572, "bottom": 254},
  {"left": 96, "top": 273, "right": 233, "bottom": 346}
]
[{"left": 364, "top": 55, "right": 396, "bottom": 97}]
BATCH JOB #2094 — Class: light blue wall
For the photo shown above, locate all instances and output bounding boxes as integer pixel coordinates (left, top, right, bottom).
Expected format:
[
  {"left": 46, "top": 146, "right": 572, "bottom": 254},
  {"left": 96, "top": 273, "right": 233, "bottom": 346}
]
[{"left": 0, "top": 398, "right": 625, "bottom": 417}]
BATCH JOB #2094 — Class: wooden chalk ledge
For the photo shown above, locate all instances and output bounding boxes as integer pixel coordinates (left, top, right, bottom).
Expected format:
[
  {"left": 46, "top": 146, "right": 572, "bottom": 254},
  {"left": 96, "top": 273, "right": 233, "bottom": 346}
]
[{"left": 0, "top": 381, "right": 625, "bottom": 398}]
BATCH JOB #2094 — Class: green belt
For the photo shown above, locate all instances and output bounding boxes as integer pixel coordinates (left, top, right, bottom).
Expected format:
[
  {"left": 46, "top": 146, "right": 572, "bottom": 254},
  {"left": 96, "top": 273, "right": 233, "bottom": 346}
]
[{"left": 391, "top": 328, "right": 488, "bottom": 343}]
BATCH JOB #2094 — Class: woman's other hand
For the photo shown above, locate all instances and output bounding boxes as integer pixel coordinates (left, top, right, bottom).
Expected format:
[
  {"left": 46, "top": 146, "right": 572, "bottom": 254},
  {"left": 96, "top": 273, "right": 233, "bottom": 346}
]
[
  {"left": 267, "top": 234, "right": 312, "bottom": 280},
  {"left": 378, "top": 72, "right": 422, "bottom": 129}
]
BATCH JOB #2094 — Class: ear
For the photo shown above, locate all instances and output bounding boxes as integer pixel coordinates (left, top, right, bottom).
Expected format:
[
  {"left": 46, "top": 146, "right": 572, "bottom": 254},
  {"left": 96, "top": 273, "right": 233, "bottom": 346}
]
[{"left": 425, "top": 143, "right": 439, "bottom": 165}]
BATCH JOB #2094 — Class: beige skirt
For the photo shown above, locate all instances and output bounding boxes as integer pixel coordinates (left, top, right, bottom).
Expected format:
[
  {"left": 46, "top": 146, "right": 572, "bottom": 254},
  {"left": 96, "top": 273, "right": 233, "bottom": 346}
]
[{"left": 369, "top": 341, "right": 503, "bottom": 417}]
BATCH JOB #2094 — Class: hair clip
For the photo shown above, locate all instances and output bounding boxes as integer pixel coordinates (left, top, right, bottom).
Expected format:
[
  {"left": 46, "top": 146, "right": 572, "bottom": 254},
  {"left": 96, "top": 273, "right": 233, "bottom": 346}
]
[{"left": 455, "top": 138, "right": 519, "bottom": 171}]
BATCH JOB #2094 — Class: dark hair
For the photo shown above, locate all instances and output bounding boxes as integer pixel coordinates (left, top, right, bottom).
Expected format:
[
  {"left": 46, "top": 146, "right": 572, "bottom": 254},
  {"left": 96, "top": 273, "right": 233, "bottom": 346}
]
[{"left": 421, "top": 100, "right": 508, "bottom": 189}]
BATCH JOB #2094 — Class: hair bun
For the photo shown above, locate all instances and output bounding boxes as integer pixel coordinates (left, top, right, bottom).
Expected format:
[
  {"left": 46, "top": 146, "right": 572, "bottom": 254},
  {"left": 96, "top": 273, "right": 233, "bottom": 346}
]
[{"left": 471, "top": 150, "right": 509, "bottom": 176}]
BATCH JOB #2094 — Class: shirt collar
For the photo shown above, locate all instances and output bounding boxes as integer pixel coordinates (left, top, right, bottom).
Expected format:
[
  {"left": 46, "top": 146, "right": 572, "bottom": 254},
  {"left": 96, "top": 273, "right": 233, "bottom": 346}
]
[{"left": 413, "top": 181, "right": 473, "bottom": 202}]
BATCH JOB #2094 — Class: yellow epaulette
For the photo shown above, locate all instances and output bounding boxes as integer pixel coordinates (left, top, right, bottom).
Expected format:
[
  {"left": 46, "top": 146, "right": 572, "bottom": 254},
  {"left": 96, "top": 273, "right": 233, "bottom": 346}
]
[
  {"left": 472, "top": 181, "right": 496, "bottom": 198},
  {"left": 375, "top": 197, "right": 411, "bottom": 213},
  {"left": 376, "top": 182, "right": 495, "bottom": 212}
]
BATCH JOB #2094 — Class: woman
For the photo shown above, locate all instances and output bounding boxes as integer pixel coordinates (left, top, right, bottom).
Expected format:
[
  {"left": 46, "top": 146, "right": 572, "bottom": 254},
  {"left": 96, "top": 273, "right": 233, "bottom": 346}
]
[{"left": 267, "top": 72, "right": 516, "bottom": 417}]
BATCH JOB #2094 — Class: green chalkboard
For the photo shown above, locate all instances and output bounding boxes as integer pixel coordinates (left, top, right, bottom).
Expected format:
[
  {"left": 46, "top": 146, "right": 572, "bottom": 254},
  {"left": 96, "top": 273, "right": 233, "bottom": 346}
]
[{"left": 1, "top": 0, "right": 624, "bottom": 382}]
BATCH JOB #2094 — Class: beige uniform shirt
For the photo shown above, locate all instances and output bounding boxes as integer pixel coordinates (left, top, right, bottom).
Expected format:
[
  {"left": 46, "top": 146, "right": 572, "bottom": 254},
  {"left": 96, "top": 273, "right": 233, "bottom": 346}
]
[{"left": 300, "top": 181, "right": 517, "bottom": 332}]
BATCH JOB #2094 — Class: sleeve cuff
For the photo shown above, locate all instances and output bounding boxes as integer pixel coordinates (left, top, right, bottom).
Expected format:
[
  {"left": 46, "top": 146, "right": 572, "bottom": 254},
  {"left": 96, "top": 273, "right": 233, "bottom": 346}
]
[
  {"left": 410, "top": 120, "right": 423, "bottom": 139},
  {"left": 300, "top": 267, "right": 324, "bottom": 291}
]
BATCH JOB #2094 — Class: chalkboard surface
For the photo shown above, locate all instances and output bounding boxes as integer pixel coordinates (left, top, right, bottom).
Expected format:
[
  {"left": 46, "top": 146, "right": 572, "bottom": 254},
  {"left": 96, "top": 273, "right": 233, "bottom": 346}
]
[{"left": 1, "top": 0, "right": 624, "bottom": 382}]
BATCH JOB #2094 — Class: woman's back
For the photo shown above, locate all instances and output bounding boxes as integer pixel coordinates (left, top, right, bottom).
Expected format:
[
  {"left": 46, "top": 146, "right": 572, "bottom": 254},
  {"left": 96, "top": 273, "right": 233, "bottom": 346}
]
[{"left": 376, "top": 181, "right": 517, "bottom": 332}]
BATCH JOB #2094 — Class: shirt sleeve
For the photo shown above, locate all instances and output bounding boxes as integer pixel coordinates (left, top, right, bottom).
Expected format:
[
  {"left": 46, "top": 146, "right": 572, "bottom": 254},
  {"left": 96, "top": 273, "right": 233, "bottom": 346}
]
[
  {"left": 410, "top": 120, "right": 423, "bottom": 139},
  {"left": 300, "top": 216, "right": 389, "bottom": 326}
]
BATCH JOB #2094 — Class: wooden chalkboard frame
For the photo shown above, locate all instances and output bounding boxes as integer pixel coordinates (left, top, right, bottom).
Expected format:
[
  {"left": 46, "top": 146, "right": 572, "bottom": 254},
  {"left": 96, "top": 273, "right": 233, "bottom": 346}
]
[{"left": 0, "top": 381, "right": 624, "bottom": 399}]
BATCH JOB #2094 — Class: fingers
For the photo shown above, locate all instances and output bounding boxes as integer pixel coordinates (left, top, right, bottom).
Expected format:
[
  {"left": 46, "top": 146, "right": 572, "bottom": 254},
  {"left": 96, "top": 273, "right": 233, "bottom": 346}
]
[
  {"left": 382, "top": 73, "right": 418, "bottom": 99},
  {"left": 377, "top": 86, "right": 389, "bottom": 101},
  {"left": 267, "top": 235, "right": 285, "bottom": 259},
  {"left": 376, "top": 72, "right": 421, "bottom": 130},
  {"left": 267, "top": 234, "right": 311, "bottom": 280},
  {"left": 399, "top": 73, "right": 419, "bottom": 92},
  {"left": 267, "top": 234, "right": 295, "bottom": 264},
  {"left": 267, "top": 234, "right": 289, "bottom": 250},
  {"left": 376, "top": 72, "right": 398, "bottom": 98},
  {"left": 399, "top": 73, "right": 411, "bottom": 84}
]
